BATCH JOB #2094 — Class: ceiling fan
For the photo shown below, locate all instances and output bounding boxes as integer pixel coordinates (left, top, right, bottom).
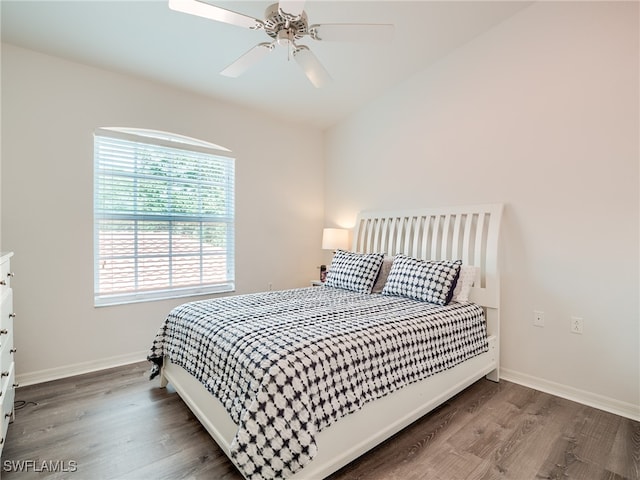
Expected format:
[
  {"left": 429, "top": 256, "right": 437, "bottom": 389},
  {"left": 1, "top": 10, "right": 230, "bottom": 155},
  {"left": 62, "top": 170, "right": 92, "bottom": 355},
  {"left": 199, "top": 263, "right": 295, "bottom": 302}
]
[{"left": 168, "top": 0, "right": 394, "bottom": 88}]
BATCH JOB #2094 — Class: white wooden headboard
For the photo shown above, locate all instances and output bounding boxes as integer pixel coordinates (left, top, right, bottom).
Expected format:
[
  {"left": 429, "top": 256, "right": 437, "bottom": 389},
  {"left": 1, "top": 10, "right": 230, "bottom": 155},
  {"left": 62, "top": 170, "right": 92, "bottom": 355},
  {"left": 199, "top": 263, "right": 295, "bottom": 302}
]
[{"left": 353, "top": 204, "right": 504, "bottom": 339}]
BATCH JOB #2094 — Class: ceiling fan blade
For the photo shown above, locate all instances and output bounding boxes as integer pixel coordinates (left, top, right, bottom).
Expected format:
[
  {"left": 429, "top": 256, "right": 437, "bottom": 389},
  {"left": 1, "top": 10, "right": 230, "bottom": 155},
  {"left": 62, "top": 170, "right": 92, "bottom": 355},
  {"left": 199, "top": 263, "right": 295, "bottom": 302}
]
[
  {"left": 309, "top": 23, "right": 394, "bottom": 43},
  {"left": 168, "top": 0, "right": 264, "bottom": 30},
  {"left": 278, "top": 0, "right": 306, "bottom": 18},
  {"left": 293, "top": 45, "right": 331, "bottom": 88},
  {"left": 221, "top": 43, "right": 274, "bottom": 77}
]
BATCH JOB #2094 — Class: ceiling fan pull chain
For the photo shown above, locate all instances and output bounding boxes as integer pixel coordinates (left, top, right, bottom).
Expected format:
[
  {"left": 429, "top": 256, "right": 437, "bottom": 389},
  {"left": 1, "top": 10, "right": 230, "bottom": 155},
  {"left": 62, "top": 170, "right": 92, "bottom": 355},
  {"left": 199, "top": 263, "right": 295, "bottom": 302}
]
[{"left": 287, "top": 38, "right": 297, "bottom": 62}]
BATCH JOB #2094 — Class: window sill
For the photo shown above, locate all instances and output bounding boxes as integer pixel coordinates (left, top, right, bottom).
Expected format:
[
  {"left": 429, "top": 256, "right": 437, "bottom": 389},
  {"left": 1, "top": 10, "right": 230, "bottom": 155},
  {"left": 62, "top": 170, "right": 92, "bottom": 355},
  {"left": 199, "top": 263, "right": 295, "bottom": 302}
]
[{"left": 94, "top": 284, "right": 235, "bottom": 307}]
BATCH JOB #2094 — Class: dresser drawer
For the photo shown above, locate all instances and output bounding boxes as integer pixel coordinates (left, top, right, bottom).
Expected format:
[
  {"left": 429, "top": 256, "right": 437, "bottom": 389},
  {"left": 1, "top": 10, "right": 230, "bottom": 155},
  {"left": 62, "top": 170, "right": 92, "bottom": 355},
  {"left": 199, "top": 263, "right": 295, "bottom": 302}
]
[
  {"left": 0, "top": 363, "right": 15, "bottom": 451},
  {"left": 0, "top": 330, "right": 14, "bottom": 392},
  {"left": 0, "top": 290, "right": 13, "bottom": 354},
  {"left": 0, "top": 253, "right": 13, "bottom": 294}
]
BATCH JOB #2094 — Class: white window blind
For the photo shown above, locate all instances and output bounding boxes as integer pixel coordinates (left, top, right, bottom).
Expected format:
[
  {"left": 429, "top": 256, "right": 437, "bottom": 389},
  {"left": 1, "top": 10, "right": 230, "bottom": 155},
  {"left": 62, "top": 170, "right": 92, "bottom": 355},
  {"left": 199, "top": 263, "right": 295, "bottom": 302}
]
[{"left": 94, "top": 127, "right": 235, "bottom": 306}]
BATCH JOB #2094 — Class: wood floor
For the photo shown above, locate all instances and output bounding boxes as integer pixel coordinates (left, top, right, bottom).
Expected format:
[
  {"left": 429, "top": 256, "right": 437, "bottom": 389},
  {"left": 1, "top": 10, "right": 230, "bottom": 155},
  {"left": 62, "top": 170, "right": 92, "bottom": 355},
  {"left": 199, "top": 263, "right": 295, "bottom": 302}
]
[{"left": 2, "top": 361, "right": 638, "bottom": 480}]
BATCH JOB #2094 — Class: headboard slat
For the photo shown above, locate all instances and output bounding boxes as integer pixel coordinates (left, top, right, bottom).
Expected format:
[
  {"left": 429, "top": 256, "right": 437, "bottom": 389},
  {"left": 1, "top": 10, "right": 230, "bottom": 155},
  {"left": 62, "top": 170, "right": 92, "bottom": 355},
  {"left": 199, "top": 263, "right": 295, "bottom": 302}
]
[
  {"left": 420, "top": 217, "right": 430, "bottom": 260},
  {"left": 474, "top": 212, "right": 487, "bottom": 287},
  {"left": 429, "top": 216, "right": 439, "bottom": 260},
  {"left": 452, "top": 214, "right": 463, "bottom": 261},
  {"left": 462, "top": 213, "right": 473, "bottom": 265}
]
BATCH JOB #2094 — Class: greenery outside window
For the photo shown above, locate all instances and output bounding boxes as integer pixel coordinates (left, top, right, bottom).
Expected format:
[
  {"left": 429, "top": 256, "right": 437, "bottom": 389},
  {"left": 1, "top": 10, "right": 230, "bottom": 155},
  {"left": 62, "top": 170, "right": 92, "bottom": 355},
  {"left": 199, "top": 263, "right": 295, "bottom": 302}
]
[{"left": 94, "top": 127, "right": 235, "bottom": 306}]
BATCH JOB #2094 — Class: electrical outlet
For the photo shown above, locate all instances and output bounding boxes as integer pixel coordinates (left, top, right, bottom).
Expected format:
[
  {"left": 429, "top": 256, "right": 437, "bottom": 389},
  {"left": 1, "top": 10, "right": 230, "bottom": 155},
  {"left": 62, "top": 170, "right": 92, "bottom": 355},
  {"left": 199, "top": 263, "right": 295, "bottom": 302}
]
[
  {"left": 570, "top": 316, "right": 583, "bottom": 334},
  {"left": 533, "top": 310, "right": 545, "bottom": 327}
]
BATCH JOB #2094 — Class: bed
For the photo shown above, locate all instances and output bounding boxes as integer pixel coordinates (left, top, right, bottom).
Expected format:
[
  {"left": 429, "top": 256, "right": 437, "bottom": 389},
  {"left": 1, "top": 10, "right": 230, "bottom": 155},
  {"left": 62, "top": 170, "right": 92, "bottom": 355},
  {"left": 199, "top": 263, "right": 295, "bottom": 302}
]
[{"left": 148, "top": 203, "right": 504, "bottom": 480}]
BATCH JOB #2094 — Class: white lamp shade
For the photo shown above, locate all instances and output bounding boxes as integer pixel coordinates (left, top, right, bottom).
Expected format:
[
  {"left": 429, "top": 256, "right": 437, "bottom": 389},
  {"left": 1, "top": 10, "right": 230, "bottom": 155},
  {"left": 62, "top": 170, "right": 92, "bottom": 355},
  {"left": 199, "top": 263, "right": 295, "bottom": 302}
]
[{"left": 322, "top": 228, "right": 349, "bottom": 251}]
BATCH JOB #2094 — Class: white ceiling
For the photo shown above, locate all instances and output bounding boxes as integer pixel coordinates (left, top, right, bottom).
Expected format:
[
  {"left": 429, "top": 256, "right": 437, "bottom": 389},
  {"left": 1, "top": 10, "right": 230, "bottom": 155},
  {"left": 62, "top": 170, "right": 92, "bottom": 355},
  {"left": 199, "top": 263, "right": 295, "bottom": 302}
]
[{"left": 1, "top": 0, "right": 531, "bottom": 128}]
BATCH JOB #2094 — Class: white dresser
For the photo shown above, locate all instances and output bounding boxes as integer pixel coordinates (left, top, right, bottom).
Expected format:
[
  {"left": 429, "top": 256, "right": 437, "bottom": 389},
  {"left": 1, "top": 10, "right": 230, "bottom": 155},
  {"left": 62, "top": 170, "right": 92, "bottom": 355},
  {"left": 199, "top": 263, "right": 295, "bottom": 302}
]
[{"left": 0, "top": 252, "right": 15, "bottom": 456}]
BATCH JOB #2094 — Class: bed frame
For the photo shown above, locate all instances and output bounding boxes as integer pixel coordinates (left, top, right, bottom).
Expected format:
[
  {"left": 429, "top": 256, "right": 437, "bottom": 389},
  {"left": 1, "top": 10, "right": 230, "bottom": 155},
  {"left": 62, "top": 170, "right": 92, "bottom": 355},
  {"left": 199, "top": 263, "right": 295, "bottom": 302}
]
[{"left": 159, "top": 203, "right": 504, "bottom": 479}]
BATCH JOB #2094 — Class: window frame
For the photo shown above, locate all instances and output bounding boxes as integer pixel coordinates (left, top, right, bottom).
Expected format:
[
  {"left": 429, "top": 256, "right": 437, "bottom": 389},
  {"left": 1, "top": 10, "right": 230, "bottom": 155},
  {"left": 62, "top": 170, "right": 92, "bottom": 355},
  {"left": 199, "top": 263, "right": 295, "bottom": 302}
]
[{"left": 93, "top": 127, "right": 235, "bottom": 307}]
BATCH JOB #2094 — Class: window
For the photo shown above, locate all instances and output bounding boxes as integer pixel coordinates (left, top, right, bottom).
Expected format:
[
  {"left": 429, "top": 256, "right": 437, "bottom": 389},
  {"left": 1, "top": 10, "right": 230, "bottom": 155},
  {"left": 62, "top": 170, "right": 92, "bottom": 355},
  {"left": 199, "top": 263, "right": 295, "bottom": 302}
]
[{"left": 94, "top": 127, "right": 235, "bottom": 306}]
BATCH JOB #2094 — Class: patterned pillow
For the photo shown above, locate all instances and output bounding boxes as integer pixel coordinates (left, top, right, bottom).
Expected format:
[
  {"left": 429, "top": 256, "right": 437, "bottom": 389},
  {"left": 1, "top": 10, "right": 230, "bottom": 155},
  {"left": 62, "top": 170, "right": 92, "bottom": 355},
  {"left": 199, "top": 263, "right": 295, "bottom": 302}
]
[
  {"left": 325, "top": 250, "right": 385, "bottom": 294},
  {"left": 382, "top": 254, "right": 462, "bottom": 305}
]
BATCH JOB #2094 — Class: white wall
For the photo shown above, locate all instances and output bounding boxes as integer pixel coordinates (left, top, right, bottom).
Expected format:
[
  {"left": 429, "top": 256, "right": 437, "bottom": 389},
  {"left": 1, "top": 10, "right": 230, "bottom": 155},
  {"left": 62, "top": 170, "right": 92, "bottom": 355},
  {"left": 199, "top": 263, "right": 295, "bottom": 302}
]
[
  {"left": 325, "top": 2, "right": 639, "bottom": 418},
  {"left": 1, "top": 44, "right": 324, "bottom": 382}
]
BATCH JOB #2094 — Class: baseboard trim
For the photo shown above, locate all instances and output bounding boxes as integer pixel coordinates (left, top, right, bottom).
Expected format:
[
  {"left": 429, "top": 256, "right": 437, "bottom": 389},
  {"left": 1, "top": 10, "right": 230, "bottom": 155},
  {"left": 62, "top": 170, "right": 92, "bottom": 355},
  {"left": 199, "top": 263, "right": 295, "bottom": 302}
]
[
  {"left": 16, "top": 351, "right": 148, "bottom": 387},
  {"left": 500, "top": 368, "right": 640, "bottom": 422}
]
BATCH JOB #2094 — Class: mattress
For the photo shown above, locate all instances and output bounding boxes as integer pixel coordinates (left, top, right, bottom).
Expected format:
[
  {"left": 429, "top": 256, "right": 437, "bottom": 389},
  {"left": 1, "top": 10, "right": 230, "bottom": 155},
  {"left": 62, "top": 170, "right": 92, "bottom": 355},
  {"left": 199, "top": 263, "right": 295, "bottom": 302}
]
[{"left": 148, "top": 286, "right": 488, "bottom": 480}]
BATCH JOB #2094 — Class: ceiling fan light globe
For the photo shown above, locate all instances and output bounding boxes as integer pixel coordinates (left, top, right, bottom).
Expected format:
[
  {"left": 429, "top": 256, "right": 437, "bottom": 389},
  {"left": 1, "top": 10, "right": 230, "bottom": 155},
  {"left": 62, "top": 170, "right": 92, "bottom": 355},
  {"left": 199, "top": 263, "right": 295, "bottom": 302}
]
[{"left": 276, "top": 29, "right": 294, "bottom": 47}]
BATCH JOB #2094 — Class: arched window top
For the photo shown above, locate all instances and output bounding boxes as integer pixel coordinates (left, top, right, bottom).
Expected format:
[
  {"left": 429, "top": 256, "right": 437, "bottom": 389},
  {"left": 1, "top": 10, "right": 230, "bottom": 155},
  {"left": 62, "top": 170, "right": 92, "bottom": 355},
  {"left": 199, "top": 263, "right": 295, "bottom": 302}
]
[{"left": 96, "top": 127, "right": 231, "bottom": 154}]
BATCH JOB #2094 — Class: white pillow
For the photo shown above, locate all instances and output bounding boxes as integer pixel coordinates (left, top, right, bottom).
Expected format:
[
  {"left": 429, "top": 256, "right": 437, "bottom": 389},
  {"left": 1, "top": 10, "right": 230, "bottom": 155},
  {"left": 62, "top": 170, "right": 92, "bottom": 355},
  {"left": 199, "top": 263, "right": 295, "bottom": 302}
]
[
  {"left": 452, "top": 265, "right": 478, "bottom": 302},
  {"left": 371, "top": 255, "right": 394, "bottom": 294}
]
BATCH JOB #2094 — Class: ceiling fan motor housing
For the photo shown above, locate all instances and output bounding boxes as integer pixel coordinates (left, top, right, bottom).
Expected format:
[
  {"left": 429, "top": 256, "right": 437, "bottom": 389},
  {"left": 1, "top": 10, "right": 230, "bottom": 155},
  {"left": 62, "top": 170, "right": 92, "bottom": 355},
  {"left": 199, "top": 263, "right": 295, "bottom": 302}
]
[{"left": 264, "top": 3, "right": 308, "bottom": 42}]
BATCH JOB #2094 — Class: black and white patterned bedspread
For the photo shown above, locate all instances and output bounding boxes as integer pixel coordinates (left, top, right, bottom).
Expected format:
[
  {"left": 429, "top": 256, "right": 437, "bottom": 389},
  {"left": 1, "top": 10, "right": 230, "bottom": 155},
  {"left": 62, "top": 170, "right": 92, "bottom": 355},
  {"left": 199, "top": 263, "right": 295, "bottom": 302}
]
[{"left": 148, "top": 286, "right": 488, "bottom": 479}]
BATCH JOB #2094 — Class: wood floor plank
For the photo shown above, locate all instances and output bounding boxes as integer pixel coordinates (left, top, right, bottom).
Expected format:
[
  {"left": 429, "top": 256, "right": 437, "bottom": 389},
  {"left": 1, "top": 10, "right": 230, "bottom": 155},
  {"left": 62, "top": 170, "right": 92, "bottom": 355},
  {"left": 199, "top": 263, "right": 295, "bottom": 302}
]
[
  {"left": 2, "top": 362, "right": 638, "bottom": 480},
  {"left": 328, "top": 376, "right": 508, "bottom": 480},
  {"left": 608, "top": 416, "right": 640, "bottom": 479}
]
